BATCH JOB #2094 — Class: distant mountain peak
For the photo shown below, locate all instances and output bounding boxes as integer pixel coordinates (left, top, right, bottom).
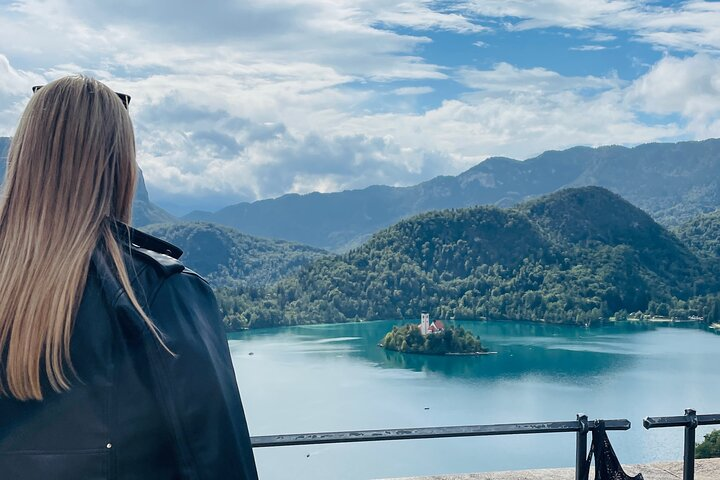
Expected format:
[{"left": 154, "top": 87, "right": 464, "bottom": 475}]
[{"left": 135, "top": 167, "right": 150, "bottom": 203}]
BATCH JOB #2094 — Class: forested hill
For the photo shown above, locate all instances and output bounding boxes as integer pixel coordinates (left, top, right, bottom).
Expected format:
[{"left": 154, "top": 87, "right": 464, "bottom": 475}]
[
  {"left": 675, "top": 210, "right": 720, "bottom": 260},
  {"left": 217, "top": 186, "right": 718, "bottom": 329},
  {"left": 185, "top": 138, "right": 720, "bottom": 251},
  {"left": 519, "top": 187, "right": 695, "bottom": 270},
  {"left": 0, "top": 136, "right": 174, "bottom": 227},
  {"left": 143, "top": 222, "right": 328, "bottom": 287}
]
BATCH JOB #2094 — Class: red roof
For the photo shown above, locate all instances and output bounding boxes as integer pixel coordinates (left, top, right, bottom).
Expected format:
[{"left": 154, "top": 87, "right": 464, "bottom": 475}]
[{"left": 432, "top": 320, "right": 445, "bottom": 330}]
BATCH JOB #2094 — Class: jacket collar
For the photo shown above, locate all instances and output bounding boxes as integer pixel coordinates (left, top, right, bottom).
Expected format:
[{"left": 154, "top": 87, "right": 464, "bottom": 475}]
[{"left": 112, "top": 220, "right": 183, "bottom": 259}]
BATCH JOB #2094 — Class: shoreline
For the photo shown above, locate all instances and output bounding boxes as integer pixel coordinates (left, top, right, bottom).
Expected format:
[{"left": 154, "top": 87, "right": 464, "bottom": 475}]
[{"left": 229, "top": 316, "right": 714, "bottom": 334}]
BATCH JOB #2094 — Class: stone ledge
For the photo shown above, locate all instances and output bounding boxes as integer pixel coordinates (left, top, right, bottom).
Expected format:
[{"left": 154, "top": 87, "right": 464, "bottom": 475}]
[{"left": 382, "top": 458, "right": 720, "bottom": 480}]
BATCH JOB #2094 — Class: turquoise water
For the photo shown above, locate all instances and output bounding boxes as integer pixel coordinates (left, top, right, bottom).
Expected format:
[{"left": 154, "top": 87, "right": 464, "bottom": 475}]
[{"left": 228, "top": 320, "right": 720, "bottom": 479}]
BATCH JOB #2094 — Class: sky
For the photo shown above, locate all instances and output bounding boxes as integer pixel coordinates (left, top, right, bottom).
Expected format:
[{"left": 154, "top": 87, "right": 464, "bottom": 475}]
[{"left": 1, "top": 0, "right": 720, "bottom": 214}]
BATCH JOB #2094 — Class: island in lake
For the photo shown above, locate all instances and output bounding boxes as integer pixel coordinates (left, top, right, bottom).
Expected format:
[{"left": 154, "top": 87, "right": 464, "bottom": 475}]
[{"left": 381, "top": 313, "right": 488, "bottom": 355}]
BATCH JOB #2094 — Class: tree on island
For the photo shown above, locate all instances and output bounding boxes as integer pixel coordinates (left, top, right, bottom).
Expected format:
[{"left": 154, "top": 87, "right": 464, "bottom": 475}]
[{"left": 381, "top": 324, "right": 486, "bottom": 355}]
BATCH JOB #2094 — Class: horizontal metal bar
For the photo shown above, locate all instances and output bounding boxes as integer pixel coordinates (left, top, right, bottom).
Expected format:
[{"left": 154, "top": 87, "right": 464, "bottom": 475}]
[
  {"left": 643, "top": 413, "right": 720, "bottom": 429},
  {"left": 251, "top": 419, "right": 631, "bottom": 448}
]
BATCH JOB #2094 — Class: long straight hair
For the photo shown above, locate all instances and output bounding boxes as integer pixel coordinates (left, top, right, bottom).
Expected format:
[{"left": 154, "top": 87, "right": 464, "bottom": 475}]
[{"left": 0, "top": 76, "right": 158, "bottom": 401}]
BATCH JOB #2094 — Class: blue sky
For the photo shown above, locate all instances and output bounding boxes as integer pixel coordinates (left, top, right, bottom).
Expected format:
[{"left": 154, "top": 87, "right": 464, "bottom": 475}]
[{"left": 1, "top": 1, "right": 720, "bottom": 214}]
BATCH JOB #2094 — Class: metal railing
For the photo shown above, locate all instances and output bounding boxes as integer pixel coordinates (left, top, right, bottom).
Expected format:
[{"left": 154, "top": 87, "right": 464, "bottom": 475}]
[
  {"left": 251, "top": 409, "right": 720, "bottom": 479},
  {"left": 251, "top": 413, "right": 632, "bottom": 480},
  {"left": 644, "top": 409, "right": 720, "bottom": 480}
]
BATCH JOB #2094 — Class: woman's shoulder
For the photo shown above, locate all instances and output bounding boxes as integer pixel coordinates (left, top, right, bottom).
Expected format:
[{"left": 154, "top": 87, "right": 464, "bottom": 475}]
[
  {"left": 98, "top": 222, "right": 209, "bottom": 308},
  {"left": 119, "top": 226, "right": 221, "bottom": 338}
]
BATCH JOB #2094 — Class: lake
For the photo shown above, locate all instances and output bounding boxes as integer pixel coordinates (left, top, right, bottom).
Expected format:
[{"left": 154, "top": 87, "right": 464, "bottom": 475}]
[{"left": 228, "top": 320, "right": 720, "bottom": 479}]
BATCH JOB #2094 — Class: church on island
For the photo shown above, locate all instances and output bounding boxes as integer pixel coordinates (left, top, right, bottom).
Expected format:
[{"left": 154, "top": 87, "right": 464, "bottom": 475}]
[{"left": 418, "top": 312, "right": 445, "bottom": 335}]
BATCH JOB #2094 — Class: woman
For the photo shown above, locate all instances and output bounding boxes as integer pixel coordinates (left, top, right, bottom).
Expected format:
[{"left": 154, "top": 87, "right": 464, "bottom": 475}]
[{"left": 0, "top": 76, "right": 258, "bottom": 479}]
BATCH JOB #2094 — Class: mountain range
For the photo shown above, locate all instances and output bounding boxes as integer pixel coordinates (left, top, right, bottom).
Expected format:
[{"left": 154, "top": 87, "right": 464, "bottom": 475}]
[
  {"left": 185, "top": 138, "right": 720, "bottom": 251},
  {"left": 216, "top": 186, "right": 719, "bottom": 329},
  {"left": 0, "top": 137, "right": 174, "bottom": 227}
]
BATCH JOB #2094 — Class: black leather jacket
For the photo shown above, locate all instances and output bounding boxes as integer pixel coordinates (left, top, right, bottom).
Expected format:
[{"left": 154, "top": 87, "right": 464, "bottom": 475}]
[{"left": 0, "top": 225, "right": 258, "bottom": 480}]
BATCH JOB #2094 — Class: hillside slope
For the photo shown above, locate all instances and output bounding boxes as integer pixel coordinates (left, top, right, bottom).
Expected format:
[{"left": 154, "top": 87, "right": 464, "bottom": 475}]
[
  {"left": 142, "top": 222, "right": 328, "bottom": 287},
  {"left": 675, "top": 209, "right": 720, "bottom": 260}
]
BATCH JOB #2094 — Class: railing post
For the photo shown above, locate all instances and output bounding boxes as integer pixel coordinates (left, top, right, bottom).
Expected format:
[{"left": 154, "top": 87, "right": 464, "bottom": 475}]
[
  {"left": 683, "top": 408, "right": 697, "bottom": 480},
  {"left": 575, "top": 413, "right": 589, "bottom": 480}
]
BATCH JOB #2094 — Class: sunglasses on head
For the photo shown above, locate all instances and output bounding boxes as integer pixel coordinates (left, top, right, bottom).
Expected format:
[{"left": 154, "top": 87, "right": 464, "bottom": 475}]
[{"left": 31, "top": 85, "right": 131, "bottom": 109}]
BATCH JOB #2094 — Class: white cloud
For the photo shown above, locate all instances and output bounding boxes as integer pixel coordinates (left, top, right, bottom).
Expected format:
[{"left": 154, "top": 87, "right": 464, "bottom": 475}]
[
  {"left": 625, "top": 54, "right": 720, "bottom": 137},
  {"left": 391, "top": 86, "right": 434, "bottom": 95},
  {"left": 464, "top": 0, "right": 637, "bottom": 30},
  {"left": 570, "top": 45, "right": 607, "bottom": 51},
  {"left": 0, "top": 55, "right": 47, "bottom": 134},
  {"left": 464, "top": 0, "right": 720, "bottom": 53},
  {"left": 0, "top": 54, "right": 45, "bottom": 95},
  {"left": 590, "top": 32, "right": 617, "bottom": 42},
  {"left": 1, "top": 0, "right": 448, "bottom": 81},
  {"left": 375, "top": 1, "right": 487, "bottom": 33},
  {"left": 138, "top": 121, "right": 454, "bottom": 205},
  {"left": 457, "top": 62, "right": 621, "bottom": 94}
]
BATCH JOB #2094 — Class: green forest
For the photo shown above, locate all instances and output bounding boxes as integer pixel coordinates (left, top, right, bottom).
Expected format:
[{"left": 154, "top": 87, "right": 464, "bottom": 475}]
[
  {"left": 143, "top": 222, "right": 327, "bottom": 286},
  {"left": 204, "top": 187, "right": 720, "bottom": 330},
  {"left": 381, "top": 324, "right": 486, "bottom": 355}
]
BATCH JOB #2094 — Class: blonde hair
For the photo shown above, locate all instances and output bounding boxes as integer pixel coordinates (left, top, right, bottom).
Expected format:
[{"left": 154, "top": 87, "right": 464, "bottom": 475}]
[{"left": 0, "top": 76, "right": 159, "bottom": 401}]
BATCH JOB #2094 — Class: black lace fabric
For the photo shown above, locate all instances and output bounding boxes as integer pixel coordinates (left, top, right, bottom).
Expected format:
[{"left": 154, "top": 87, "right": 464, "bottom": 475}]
[{"left": 582, "top": 421, "right": 644, "bottom": 480}]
